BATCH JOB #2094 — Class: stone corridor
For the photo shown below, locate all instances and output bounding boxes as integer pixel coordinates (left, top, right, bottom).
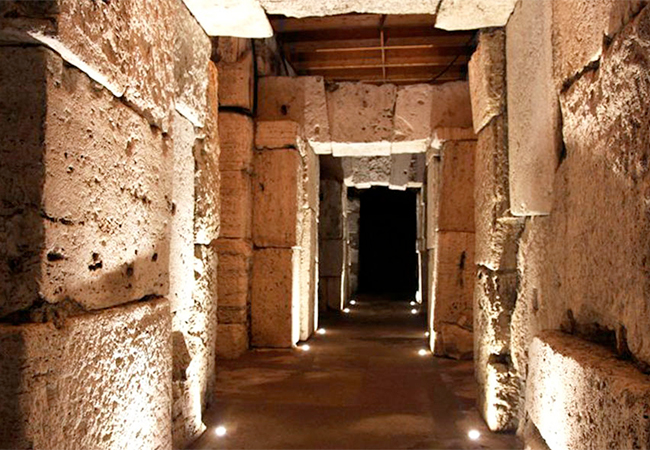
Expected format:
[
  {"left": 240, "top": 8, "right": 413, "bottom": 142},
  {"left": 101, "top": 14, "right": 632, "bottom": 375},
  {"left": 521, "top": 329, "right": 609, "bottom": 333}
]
[{"left": 192, "top": 297, "right": 521, "bottom": 450}]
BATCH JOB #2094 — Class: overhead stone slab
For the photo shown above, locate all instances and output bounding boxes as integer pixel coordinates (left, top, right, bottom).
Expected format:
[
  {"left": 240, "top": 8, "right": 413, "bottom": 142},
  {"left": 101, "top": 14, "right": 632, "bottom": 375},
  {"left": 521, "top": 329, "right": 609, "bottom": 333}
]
[
  {"left": 435, "top": 0, "right": 518, "bottom": 31},
  {"left": 392, "top": 84, "right": 434, "bottom": 154},
  {"left": 182, "top": 0, "right": 273, "bottom": 38},
  {"left": 258, "top": 0, "right": 441, "bottom": 17},
  {"left": 342, "top": 156, "right": 391, "bottom": 188}
]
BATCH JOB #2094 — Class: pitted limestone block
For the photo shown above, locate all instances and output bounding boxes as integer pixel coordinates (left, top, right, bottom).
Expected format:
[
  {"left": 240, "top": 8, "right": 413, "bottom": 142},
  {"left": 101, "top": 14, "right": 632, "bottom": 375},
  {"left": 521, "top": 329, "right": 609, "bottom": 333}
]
[
  {"left": 468, "top": 29, "right": 506, "bottom": 134},
  {"left": 475, "top": 116, "right": 523, "bottom": 270},
  {"left": 299, "top": 208, "right": 318, "bottom": 341},
  {"left": 389, "top": 154, "right": 412, "bottom": 190},
  {"left": 527, "top": 331, "right": 650, "bottom": 450},
  {"left": 438, "top": 140, "right": 475, "bottom": 233},
  {"left": 342, "top": 156, "right": 392, "bottom": 188},
  {"left": 217, "top": 323, "right": 249, "bottom": 359},
  {"left": 0, "top": 298, "right": 172, "bottom": 450},
  {"left": 319, "top": 179, "right": 345, "bottom": 240},
  {"left": 0, "top": 0, "right": 178, "bottom": 130},
  {"left": 507, "top": 0, "right": 559, "bottom": 216},
  {"left": 258, "top": 0, "right": 442, "bottom": 17},
  {"left": 252, "top": 149, "right": 303, "bottom": 248},
  {"left": 426, "top": 156, "right": 441, "bottom": 249},
  {"left": 218, "top": 50, "right": 254, "bottom": 110},
  {"left": 408, "top": 153, "right": 427, "bottom": 188},
  {"left": 214, "top": 37, "right": 252, "bottom": 64},
  {"left": 255, "top": 120, "right": 302, "bottom": 149},
  {"left": 320, "top": 239, "right": 345, "bottom": 278},
  {"left": 170, "top": 112, "right": 196, "bottom": 314},
  {"left": 435, "top": 322, "right": 473, "bottom": 360},
  {"left": 218, "top": 305, "right": 247, "bottom": 324},
  {"left": 430, "top": 127, "right": 477, "bottom": 150},
  {"left": 219, "top": 112, "right": 254, "bottom": 172},
  {"left": 327, "top": 82, "right": 397, "bottom": 157},
  {"left": 173, "top": 0, "right": 211, "bottom": 127},
  {"left": 251, "top": 247, "right": 300, "bottom": 347},
  {"left": 320, "top": 276, "right": 344, "bottom": 311},
  {"left": 430, "top": 81, "right": 473, "bottom": 130},
  {"left": 305, "top": 141, "right": 321, "bottom": 211},
  {"left": 0, "top": 47, "right": 172, "bottom": 317},
  {"left": 392, "top": 84, "right": 434, "bottom": 154},
  {"left": 182, "top": 0, "right": 272, "bottom": 38},
  {"left": 257, "top": 76, "right": 332, "bottom": 154},
  {"left": 215, "top": 239, "right": 252, "bottom": 308},
  {"left": 194, "top": 62, "right": 221, "bottom": 245},
  {"left": 552, "top": 0, "right": 645, "bottom": 87},
  {"left": 478, "top": 359, "right": 520, "bottom": 432},
  {"left": 220, "top": 171, "right": 252, "bottom": 239},
  {"left": 432, "top": 231, "right": 475, "bottom": 335},
  {"left": 435, "top": 0, "right": 517, "bottom": 30}
]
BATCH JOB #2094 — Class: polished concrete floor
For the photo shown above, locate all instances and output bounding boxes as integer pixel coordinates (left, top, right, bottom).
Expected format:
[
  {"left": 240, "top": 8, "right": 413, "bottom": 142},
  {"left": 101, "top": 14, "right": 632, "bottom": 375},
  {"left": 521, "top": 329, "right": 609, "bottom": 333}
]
[{"left": 191, "top": 297, "right": 522, "bottom": 449}]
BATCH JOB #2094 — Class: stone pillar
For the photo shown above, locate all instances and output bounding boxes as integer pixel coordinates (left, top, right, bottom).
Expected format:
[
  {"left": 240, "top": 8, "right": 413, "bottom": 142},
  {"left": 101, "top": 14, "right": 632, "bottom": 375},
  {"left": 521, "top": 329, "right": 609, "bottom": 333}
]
[
  {"left": 469, "top": 28, "right": 525, "bottom": 432},
  {"left": 427, "top": 139, "right": 476, "bottom": 360},
  {"left": 251, "top": 121, "right": 306, "bottom": 347},
  {"left": 346, "top": 195, "right": 361, "bottom": 297},
  {"left": 319, "top": 179, "right": 347, "bottom": 311}
]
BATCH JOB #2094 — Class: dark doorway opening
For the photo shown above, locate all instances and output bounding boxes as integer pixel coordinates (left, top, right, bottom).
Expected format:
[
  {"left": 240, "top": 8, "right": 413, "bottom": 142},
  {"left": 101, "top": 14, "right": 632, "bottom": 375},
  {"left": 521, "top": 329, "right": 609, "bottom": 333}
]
[{"left": 358, "top": 187, "right": 418, "bottom": 298}]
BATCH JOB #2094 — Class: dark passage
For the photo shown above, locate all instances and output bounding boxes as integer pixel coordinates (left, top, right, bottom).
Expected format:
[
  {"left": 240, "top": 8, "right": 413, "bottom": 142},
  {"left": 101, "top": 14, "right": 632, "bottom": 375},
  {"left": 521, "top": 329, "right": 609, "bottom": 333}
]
[{"left": 358, "top": 187, "right": 418, "bottom": 297}]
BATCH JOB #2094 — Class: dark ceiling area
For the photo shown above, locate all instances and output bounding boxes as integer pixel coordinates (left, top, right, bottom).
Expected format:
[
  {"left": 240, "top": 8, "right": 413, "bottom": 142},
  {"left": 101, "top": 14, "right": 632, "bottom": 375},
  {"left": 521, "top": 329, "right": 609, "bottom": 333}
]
[{"left": 269, "top": 14, "right": 475, "bottom": 85}]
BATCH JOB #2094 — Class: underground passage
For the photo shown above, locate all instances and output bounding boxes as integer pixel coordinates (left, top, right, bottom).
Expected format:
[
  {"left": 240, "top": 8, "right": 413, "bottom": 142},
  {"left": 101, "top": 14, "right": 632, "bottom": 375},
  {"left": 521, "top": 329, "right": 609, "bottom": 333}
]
[{"left": 2, "top": 1, "right": 650, "bottom": 449}]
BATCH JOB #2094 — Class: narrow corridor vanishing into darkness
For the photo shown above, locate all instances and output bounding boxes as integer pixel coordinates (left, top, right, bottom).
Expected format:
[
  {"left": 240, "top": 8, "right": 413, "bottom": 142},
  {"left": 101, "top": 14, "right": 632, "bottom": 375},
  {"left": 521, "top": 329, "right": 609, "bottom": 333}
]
[{"left": 191, "top": 298, "right": 522, "bottom": 449}]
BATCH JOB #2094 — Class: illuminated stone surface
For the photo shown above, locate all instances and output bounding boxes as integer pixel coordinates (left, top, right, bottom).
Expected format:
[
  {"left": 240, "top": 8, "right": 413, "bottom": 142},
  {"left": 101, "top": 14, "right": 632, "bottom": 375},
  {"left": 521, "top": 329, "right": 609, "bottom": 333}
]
[
  {"left": 219, "top": 112, "right": 254, "bottom": 172},
  {"left": 182, "top": 0, "right": 273, "bottom": 38},
  {"left": 217, "top": 50, "right": 255, "bottom": 111},
  {"left": 0, "top": 298, "right": 172, "bottom": 449},
  {"left": 435, "top": 0, "right": 517, "bottom": 31},
  {"left": 219, "top": 171, "right": 253, "bottom": 239}
]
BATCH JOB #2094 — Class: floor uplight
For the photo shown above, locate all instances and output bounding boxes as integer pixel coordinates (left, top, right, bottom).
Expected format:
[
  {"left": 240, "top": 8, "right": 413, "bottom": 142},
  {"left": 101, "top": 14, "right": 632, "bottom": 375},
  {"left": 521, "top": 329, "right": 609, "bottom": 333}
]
[
  {"left": 343, "top": 308, "right": 350, "bottom": 314},
  {"left": 425, "top": 331, "right": 430, "bottom": 338},
  {"left": 410, "top": 301, "right": 416, "bottom": 306},
  {"left": 418, "top": 349, "right": 428, "bottom": 356},
  {"left": 215, "top": 426, "right": 227, "bottom": 437},
  {"left": 468, "top": 430, "right": 481, "bottom": 441},
  {"left": 317, "top": 328, "right": 326, "bottom": 335},
  {"left": 350, "top": 300, "right": 357, "bottom": 305},
  {"left": 301, "top": 344, "right": 310, "bottom": 352},
  {"left": 410, "top": 308, "right": 418, "bottom": 315}
]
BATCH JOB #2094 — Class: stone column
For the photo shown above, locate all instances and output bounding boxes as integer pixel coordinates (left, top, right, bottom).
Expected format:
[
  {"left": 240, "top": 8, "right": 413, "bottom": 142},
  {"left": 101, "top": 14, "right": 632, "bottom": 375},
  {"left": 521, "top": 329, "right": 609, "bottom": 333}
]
[{"left": 319, "top": 179, "right": 347, "bottom": 311}]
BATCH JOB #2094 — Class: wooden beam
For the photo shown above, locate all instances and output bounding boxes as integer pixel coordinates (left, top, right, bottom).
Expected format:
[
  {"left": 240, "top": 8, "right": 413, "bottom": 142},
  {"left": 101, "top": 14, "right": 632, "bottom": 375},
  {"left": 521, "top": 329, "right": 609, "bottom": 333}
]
[{"left": 282, "top": 35, "right": 472, "bottom": 53}]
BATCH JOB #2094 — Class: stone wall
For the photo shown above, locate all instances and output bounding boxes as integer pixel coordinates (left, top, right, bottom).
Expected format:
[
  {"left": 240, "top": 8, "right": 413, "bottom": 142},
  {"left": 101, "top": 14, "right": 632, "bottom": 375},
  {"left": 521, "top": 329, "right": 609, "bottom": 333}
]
[
  {"left": 319, "top": 179, "right": 348, "bottom": 311},
  {"left": 0, "top": 2, "right": 216, "bottom": 448}
]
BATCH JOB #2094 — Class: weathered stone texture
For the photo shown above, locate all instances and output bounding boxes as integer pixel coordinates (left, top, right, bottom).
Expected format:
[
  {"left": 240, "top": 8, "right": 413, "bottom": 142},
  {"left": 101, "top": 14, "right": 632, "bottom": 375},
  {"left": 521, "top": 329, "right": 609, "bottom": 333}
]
[
  {"left": 0, "top": 47, "right": 172, "bottom": 317},
  {"left": 468, "top": 29, "right": 506, "bottom": 134},
  {"left": 173, "top": 0, "right": 211, "bottom": 127},
  {"left": 215, "top": 239, "right": 252, "bottom": 308},
  {"left": 219, "top": 170, "right": 252, "bottom": 239},
  {"left": 183, "top": 0, "right": 273, "bottom": 38},
  {"left": 217, "top": 323, "right": 250, "bottom": 359},
  {"left": 0, "top": 0, "right": 181, "bottom": 130},
  {"left": 393, "top": 84, "right": 434, "bottom": 154},
  {"left": 319, "top": 179, "right": 345, "bottom": 240},
  {"left": 527, "top": 331, "right": 650, "bottom": 450},
  {"left": 435, "top": 0, "right": 518, "bottom": 31},
  {"left": 438, "top": 141, "right": 475, "bottom": 233},
  {"left": 194, "top": 62, "right": 220, "bottom": 245},
  {"left": 430, "top": 81, "right": 473, "bottom": 130},
  {"left": 426, "top": 155, "right": 441, "bottom": 249},
  {"left": 217, "top": 50, "right": 254, "bottom": 110},
  {"left": 552, "top": 0, "right": 645, "bottom": 87},
  {"left": 219, "top": 112, "right": 254, "bottom": 172},
  {"left": 251, "top": 248, "right": 300, "bottom": 347},
  {"left": 506, "top": 0, "right": 559, "bottom": 216},
  {"left": 342, "top": 156, "right": 392, "bottom": 188},
  {"left": 255, "top": 120, "right": 302, "bottom": 150},
  {"left": 252, "top": 149, "right": 303, "bottom": 248},
  {"left": 327, "top": 82, "right": 396, "bottom": 157},
  {"left": 258, "top": 0, "right": 443, "bottom": 17},
  {"left": 0, "top": 298, "right": 172, "bottom": 449}
]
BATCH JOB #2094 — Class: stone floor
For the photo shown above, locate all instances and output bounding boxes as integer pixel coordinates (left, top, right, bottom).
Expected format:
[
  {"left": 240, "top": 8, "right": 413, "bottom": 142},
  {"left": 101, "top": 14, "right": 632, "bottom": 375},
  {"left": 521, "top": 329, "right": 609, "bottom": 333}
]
[{"left": 190, "top": 296, "right": 523, "bottom": 449}]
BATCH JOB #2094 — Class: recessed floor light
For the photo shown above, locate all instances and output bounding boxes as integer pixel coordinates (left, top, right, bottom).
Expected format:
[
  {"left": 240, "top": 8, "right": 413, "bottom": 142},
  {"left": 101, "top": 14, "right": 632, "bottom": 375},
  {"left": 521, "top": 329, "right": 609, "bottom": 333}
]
[
  {"left": 425, "top": 331, "right": 430, "bottom": 338},
  {"left": 418, "top": 349, "right": 428, "bottom": 356},
  {"left": 410, "top": 301, "right": 416, "bottom": 306},
  {"left": 301, "top": 344, "right": 310, "bottom": 352},
  {"left": 411, "top": 309, "right": 418, "bottom": 315},
  {"left": 215, "top": 426, "right": 227, "bottom": 437},
  {"left": 343, "top": 308, "right": 350, "bottom": 314},
  {"left": 468, "top": 429, "right": 481, "bottom": 441},
  {"left": 317, "top": 328, "right": 326, "bottom": 335},
  {"left": 350, "top": 300, "right": 357, "bottom": 305}
]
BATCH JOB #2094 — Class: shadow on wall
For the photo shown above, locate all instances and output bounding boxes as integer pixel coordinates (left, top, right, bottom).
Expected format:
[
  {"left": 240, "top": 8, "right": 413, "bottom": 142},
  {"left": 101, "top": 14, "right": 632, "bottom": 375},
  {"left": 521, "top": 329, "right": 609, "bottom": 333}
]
[{"left": 358, "top": 187, "right": 418, "bottom": 298}]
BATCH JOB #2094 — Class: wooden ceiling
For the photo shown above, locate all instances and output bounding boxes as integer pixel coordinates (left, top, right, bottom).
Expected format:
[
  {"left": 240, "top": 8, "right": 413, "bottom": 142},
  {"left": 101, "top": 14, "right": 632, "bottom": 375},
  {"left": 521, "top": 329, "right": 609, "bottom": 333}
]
[{"left": 269, "top": 14, "right": 476, "bottom": 85}]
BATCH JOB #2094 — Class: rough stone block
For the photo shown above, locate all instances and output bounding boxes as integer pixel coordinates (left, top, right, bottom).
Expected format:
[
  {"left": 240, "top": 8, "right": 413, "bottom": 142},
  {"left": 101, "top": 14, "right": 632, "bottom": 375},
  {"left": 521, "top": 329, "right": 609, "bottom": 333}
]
[
  {"left": 305, "top": 142, "right": 320, "bottom": 211},
  {"left": 475, "top": 116, "right": 523, "bottom": 270},
  {"left": 194, "top": 62, "right": 221, "bottom": 245},
  {"left": 0, "top": 298, "right": 172, "bottom": 449},
  {"left": 299, "top": 208, "right": 318, "bottom": 341},
  {"left": 255, "top": 120, "right": 302, "bottom": 149},
  {"left": 431, "top": 127, "right": 477, "bottom": 150},
  {"left": 216, "top": 323, "right": 249, "bottom": 359},
  {"left": 506, "top": 0, "right": 559, "bottom": 216},
  {"left": 392, "top": 84, "right": 434, "bottom": 154},
  {"left": 258, "top": 0, "right": 443, "bottom": 17},
  {"left": 478, "top": 359, "right": 520, "bottom": 432},
  {"left": 319, "top": 179, "right": 345, "bottom": 240},
  {"left": 552, "top": 0, "right": 645, "bottom": 87},
  {"left": 438, "top": 140, "right": 475, "bottom": 233},
  {"left": 320, "top": 239, "right": 345, "bottom": 278},
  {"left": 219, "top": 170, "right": 252, "bottom": 239},
  {"left": 426, "top": 156, "right": 441, "bottom": 249},
  {"left": 219, "top": 112, "right": 254, "bottom": 172},
  {"left": 174, "top": 0, "right": 211, "bottom": 127},
  {"left": 0, "top": 47, "right": 172, "bottom": 317},
  {"left": 468, "top": 29, "right": 506, "bottom": 133},
  {"left": 215, "top": 239, "right": 252, "bottom": 308},
  {"left": 430, "top": 81, "right": 473, "bottom": 130},
  {"left": 251, "top": 248, "right": 300, "bottom": 347},
  {"left": 320, "top": 276, "right": 344, "bottom": 311},
  {"left": 218, "top": 305, "right": 247, "bottom": 324},
  {"left": 0, "top": 0, "right": 179, "bottom": 130},
  {"left": 435, "top": 0, "right": 518, "bottom": 31},
  {"left": 303, "top": 76, "right": 332, "bottom": 155},
  {"left": 432, "top": 231, "right": 475, "bottom": 356},
  {"left": 218, "top": 50, "right": 254, "bottom": 110},
  {"left": 327, "top": 82, "right": 396, "bottom": 157},
  {"left": 182, "top": 0, "right": 273, "bottom": 38},
  {"left": 527, "top": 331, "right": 650, "bottom": 450},
  {"left": 435, "top": 323, "right": 473, "bottom": 360},
  {"left": 342, "top": 156, "right": 392, "bottom": 188},
  {"left": 252, "top": 149, "right": 302, "bottom": 248}
]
